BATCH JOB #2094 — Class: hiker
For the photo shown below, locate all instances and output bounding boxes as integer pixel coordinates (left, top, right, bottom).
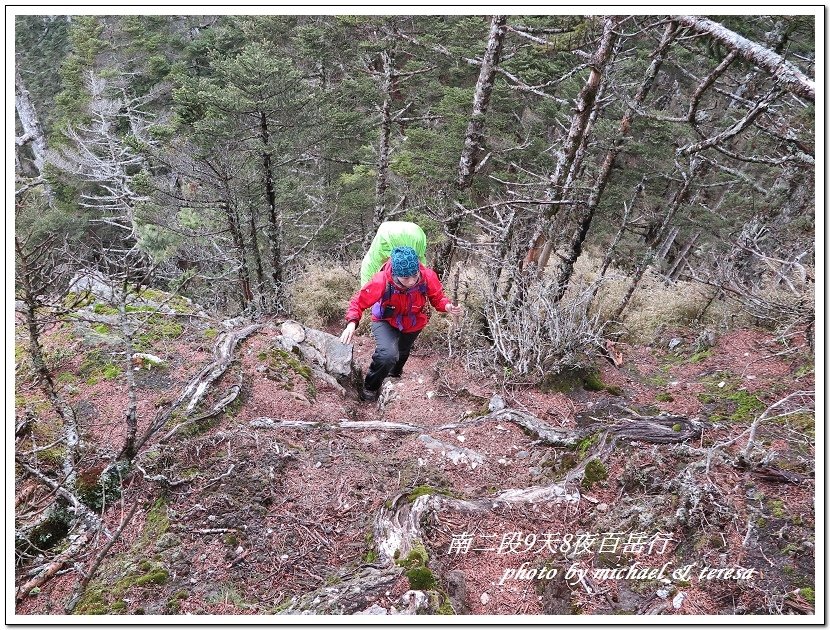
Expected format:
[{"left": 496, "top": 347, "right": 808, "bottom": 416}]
[{"left": 340, "top": 245, "right": 463, "bottom": 401}]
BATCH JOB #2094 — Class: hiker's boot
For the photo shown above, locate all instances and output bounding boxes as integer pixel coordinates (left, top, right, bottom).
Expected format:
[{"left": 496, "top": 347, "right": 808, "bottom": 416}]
[{"left": 360, "top": 387, "right": 379, "bottom": 402}]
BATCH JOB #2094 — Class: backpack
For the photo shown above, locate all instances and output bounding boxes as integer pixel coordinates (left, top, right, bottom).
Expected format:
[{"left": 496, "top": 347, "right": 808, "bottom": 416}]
[{"left": 360, "top": 221, "right": 427, "bottom": 285}]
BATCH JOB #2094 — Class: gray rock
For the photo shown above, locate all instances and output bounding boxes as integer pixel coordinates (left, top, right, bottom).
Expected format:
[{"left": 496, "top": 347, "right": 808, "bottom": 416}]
[
  {"left": 488, "top": 395, "right": 506, "bottom": 412},
  {"left": 302, "top": 326, "right": 353, "bottom": 378},
  {"left": 668, "top": 337, "right": 684, "bottom": 351},
  {"left": 696, "top": 329, "right": 716, "bottom": 349},
  {"left": 356, "top": 604, "right": 388, "bottom": 615},
  {"left": 76, "top": 326, "right": 122, "bottom": 348},
  {"left": 155, "top": 533, "right": 182, "bottom": 551},
  {"left": 445, "top": 570, "right": 469, "bottom": 614},
  {"left": 515, "top": 450, "right": 530, "bottom": 460},
  {"left": 281, "top": 320, "right": 306, "bottom": 343},
  {"left": 68, "top": 270, "right": 114, "bottom": 301}
]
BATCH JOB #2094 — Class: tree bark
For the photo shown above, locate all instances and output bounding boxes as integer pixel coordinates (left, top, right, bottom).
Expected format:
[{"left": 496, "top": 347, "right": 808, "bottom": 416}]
[
  {"left": 117, "top": 292, "right": 139, "bottom": 461},
  {"left": 14, "top": 66, "right": 49, "bottom": 175},
  {"left": 668, "top": 230, "right": 701, "bottom": 280},
  {"left": 550, "top": 20, "right": 677, "bottom": 300},
  {"left": 15, "top": 64, "right": 53, "bottom": 201},
  {"left": 672, "top": 15, "right": 814, "bottom": 102},
  {"left": 15, "top": 236, "right": 78, "bottom": 485}
]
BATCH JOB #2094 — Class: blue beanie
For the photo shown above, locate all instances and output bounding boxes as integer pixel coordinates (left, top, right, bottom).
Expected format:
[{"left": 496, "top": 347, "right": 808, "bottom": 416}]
[{"left": 390, "top": 246, "right": 420, "bottom": 277}]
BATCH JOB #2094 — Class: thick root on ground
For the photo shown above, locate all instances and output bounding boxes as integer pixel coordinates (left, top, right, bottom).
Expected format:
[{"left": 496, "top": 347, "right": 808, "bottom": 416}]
[{"left": 276, "top": 566, "right": 403, "bottom": 615}]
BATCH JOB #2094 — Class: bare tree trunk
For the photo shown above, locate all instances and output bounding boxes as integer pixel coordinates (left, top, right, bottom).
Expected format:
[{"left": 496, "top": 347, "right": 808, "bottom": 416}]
[
  {"left": 15, "top": 65, "right": 53, "bottom": 200},
  {"left": 673, "top": 15, "right": 814, "bottom": 102},
  {"left": 586, "top": 178, "right": 643, "bottom": 307},
  {"left": 247, "top": 204, "right": 267, "bottom": 312},
  {"left": 612, "top": 160, "right": 699, "bottom": 320},
  {"left": 525, "top": 16, "right": 620, "bottom": 273},
  {"left": 373, "top": 51, "right": 394, "bottom": 229},
  {"left": 116, "top": 287, "right": 139, "bottom": 461},
  {"left": 260, "top": 111, "right": 284, "bottom": 310},
  {"left": 15, "top": 236, "right": 78, "bottom": 485},
  {"left": 535, "top": 76, "right": 609, "bottom": 273},
  {"left": 657, "top": 225, "right": 680, "bottom": 261},
  {"left": 668, "top": 230, "right": 701, "bottom": 280},
  {"left": 434, "top": 15, "right": 508, "bottom": 279},
  {"left": 550, "top": 20, "right": 677, "bottom": 300},
  {"left": 222, "top": 199, "right": 252, "bottom": 310}
]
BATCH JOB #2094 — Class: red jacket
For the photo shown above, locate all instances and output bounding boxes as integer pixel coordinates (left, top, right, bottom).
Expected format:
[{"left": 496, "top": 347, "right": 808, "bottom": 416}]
[{"left": 346, "top": 261, "right": 452, "bottom": 333}]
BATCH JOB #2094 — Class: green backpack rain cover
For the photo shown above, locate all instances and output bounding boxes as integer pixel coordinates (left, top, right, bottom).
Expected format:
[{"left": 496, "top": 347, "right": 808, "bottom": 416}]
[{"left": 360, "top": 221, "right": 427, "bottom": 285}]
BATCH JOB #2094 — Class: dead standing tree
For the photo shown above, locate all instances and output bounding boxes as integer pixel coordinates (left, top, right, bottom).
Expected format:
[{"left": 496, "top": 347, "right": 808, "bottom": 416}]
[
  {"left": 14, "top": 62, "right": 53, "bottom": 201},
  {"left": 48, "top": 72, "right": 156, "bottom": 242},
  {"left": 552, "top": 20, "right": 679, "bottom": 303},
  {"left": 364, "top": 23, "right": 438, "bottom": 241},
  {"left": 15, "top": 232, "right": 79, "bottom": 489},
  {"left": 433, "top": 15, "right": 508, "bottom": 279}
]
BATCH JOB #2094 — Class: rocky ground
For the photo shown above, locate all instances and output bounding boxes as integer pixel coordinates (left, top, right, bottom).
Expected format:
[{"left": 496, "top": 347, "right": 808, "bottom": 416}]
[{"left": 14, "top": 295, "right": 816, "bottom": 617}]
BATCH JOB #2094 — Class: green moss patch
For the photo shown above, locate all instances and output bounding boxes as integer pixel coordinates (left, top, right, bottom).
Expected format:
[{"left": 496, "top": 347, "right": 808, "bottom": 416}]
[
  {"left": 261, "top": 347, "right": 316, "bottom": 400},
  {"left": 93, "top": 303, "right": 119, "bottom": 315},
  {"left": 583, "top": 459, "right": 608, "bottom": 490},
  {"left": 540, "top": 366, "right": 620, "bottom": 395},
  {"left": 74, "top": 461, "right": 127, "bottom": 511},
  {"left": 698, "top": 373, "right": 765, "bottom": 423},
  {"left": 138, "top": 288, "right": 193, "bottom": 314},
  {"left": 406, "top": 566, "right": 437, "bottom": 590},
  {"left": 688, "top": 349, "right": 713, "bottom": 363},
  {"left": 134, "top": 317, "right": 184, "bottom": 351},
  {"left": 406, "top": 484, "right": 456, "bottom": 503},
  {"left": 79, "top": 350, "right": 122, "bottom": 384},
  {"left": 576, "top": 433, "right": 599, "bottom": 460},
  {"left": 74, "top": 498, "right": 171, "bottom": 615}
]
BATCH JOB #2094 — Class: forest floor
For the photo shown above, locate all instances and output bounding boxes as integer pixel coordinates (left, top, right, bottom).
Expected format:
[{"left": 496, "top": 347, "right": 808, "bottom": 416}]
[{"left": 14, "top": 302, "right": 816, "bottom": 618}]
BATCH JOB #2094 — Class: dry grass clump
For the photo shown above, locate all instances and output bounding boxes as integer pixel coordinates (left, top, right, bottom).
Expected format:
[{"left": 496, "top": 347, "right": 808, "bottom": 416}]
[
  {"left": 567, "top": 254, "right": 737, "bottom": 344},
  {"left": 287, "top": 261, "right": 357, "bottom": 329},
  {"left": 591, "top": 270, "right": 714, "bottom": 342}
]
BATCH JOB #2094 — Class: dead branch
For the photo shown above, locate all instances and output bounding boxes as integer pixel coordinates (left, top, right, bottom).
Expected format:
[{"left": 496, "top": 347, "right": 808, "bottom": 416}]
[
  {"left": 672, "top": 15, "right": 815, "bottom": 102},
  {"left": 136, "top": 322, "right": 261, "bottom": 452},
  {"left": 64, "top": 499, "right": 141, "bottom": 613},
  {"left": 16, "top": 528, "right": 95, "bottom": 602}
]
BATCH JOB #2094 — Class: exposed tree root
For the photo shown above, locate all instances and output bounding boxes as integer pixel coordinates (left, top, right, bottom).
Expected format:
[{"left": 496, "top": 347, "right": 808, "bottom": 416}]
[
  {"left": 16, "top": 323, "right": 262, "bottom": 605},
  {"left": 487, "top": 408, "right": 585, "bottom": 446},
  {"left": 249, "top": 417, "right": 424, "bottom": 433},
  {"left": 138, "top": 322, "right": 261, "bottom": 450},
  {"left": 276, "top": 565, "right": 403, "bottom": 615}
]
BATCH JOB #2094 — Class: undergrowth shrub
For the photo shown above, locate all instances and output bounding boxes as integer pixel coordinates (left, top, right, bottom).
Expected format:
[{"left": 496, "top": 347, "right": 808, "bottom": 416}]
[
  {"left": 288, "top": 261, "right": 356, "bottom": 329},
  {"left": 458, "top": 266, "right": 605, "bottom": 379}
]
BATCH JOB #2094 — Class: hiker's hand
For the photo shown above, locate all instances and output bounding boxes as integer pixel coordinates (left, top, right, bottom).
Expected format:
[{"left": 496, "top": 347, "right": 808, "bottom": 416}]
[
  {"left": 446, "top": 303, "right": 463, "bottom": 317},
  {"left": 340, "top": 322, "right": 356, "bottom": 345}
]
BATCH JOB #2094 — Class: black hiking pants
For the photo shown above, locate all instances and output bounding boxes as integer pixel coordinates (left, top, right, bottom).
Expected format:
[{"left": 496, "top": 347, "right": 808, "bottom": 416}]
[{"left": 364, "top": 321, "right": 420, "bottom": 392}]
